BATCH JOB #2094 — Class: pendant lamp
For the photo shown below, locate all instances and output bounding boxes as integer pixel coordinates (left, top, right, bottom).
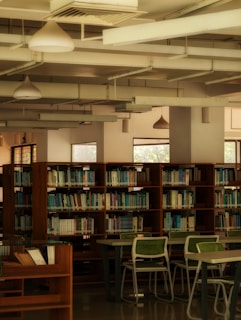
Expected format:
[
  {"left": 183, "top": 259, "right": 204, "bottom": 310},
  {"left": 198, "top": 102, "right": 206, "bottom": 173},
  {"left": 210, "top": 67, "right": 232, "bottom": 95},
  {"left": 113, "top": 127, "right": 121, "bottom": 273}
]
[
  {"left": 13, "top": 75, "right": 42, "bottom": 100},
  {"left": 28, "top": 21, "right": 74, "bottom": 53},
  {"left": 153, "top": 109, "right": 169, "bottom": 129}
]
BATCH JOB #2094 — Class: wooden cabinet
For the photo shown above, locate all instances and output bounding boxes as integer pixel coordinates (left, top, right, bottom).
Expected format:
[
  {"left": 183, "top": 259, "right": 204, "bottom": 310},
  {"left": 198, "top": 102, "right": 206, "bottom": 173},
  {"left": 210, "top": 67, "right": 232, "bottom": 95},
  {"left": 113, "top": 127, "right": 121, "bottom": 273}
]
[{"left": 0, "top": 243, "right": 72, "bottom": 320}]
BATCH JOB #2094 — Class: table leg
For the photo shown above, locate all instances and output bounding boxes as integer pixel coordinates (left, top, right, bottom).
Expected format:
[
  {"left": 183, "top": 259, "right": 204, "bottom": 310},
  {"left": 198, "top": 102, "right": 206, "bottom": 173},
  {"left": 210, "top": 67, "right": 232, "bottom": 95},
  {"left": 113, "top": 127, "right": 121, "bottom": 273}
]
[
  {"left": 101, "top": 245, "right": 122, "bottom": 302},
  {"left": 101, "top": 245, "right": 111, "bottom": 300},
  {"left": 201, "top": 262, "right": 208, "bottom": 320},
  {"left": 114, "top": 246, "right": 122, "bottom": 302},
  {"left": 229, "top": 261, "right": 241, "bottom": 320}
]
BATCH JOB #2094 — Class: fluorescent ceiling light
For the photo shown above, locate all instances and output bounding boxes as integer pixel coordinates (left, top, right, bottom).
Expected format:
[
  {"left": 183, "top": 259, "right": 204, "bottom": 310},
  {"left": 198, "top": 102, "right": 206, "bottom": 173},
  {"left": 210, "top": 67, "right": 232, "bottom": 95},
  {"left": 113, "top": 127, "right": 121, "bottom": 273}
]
[
  {"left": 134, "top": 96, "right": 229, "bottom": 108},
  {"left": 103, "top": 8, "right": 241, "bottom": 45},
  {"left": 39, "top": 113, "right": 117, "bottom": 122},
  {"left": 115, "top": 103, "right": 152, "bottom": 113},
  {"left": 13, "top": 75, "right": 42, "bottom": 100},
  {"left": 28, "top": 21, "right": 74, "bottom": 53},
  {"left": 6, "top": 121, "right": 80, "bottom": 129}
]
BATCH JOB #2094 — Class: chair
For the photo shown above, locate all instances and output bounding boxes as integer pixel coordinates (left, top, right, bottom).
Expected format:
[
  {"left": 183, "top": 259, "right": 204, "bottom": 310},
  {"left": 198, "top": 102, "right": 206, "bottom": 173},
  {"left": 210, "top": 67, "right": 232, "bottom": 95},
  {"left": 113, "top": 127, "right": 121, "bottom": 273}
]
[
  {"left": 121, "top": 236, "right": 174, "bottom": 304},
  {"left": 187, "top": 241, "right": 228, "bottom": 320},
  {"left": 172, "top": 234, "right": 220, "bottom": 298},
  {"left": 119, "top": 232, "right": 152, "bottom": 261},
  {"left": 168, "top": 230, "right": 200, "bottom": 259}
]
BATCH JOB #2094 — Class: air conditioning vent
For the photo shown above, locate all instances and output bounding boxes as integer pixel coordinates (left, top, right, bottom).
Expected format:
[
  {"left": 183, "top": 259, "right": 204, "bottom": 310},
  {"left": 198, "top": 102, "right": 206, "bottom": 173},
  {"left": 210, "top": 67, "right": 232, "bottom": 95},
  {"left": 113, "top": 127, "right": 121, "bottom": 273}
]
[{"left": 48, "top": 0, "right": 144, "bottom": 26}]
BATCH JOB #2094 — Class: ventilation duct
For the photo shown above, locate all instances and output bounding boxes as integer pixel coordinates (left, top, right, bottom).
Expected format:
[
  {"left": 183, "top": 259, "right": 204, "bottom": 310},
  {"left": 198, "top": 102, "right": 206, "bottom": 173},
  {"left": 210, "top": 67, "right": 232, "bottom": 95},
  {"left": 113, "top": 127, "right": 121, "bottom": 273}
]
[{"left": 47, "top": 0, "right": 144, "bottom": 26}]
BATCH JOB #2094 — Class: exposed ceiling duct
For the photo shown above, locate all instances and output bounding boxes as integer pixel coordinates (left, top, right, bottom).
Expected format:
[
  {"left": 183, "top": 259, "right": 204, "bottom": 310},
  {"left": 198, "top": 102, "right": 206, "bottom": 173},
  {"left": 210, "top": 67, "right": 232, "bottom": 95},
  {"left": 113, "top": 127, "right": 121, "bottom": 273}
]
[{"left": 47, "top": 0, "right": 144, "bottom": 26}]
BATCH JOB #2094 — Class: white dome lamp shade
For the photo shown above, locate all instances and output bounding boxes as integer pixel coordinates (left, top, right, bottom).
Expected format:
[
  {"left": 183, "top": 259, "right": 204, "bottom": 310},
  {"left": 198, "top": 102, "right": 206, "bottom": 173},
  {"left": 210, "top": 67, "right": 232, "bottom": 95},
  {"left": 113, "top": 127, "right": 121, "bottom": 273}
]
[
  {"left": 13, "top": 75, "right": 42, "bottom": 100},
  {"left": 28, "top": 21, "right": 75, "bottom": 53}
]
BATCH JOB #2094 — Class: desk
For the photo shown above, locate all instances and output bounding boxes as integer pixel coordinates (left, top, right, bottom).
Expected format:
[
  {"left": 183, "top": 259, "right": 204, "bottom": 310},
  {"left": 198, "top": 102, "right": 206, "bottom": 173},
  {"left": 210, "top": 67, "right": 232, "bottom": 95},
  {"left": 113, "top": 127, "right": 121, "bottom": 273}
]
[
  {"left": 96, "top": 237, "right": 188, "bottom": 301},
  {"left": 97, "top": 237, "right": 241, "bottom": 302},
  {"left": 188, "top": 249, "right": 241, "bottom": 320},
  {"left": 96, "top": 239, "right": 132, "bottom": 301}
]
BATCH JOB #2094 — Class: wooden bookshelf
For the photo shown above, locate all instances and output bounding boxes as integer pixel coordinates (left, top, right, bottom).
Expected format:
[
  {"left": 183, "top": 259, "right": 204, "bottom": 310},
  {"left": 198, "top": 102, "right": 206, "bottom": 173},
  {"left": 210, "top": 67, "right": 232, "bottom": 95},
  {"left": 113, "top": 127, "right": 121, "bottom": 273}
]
[
  {"left": 0, "top": 243, "right": 72, "bottom": 320},
  {"left": 4, "top": 161, "right": 241, "bottom": 284},
  {"left": 3, "top": 164, "right": 33, "bottom": 238},
  {"left": 161, "top": 163, "right": 215, "bottom": 234},
  {"left": 214, "top": 163, "right": 241, "bottom": 232}
]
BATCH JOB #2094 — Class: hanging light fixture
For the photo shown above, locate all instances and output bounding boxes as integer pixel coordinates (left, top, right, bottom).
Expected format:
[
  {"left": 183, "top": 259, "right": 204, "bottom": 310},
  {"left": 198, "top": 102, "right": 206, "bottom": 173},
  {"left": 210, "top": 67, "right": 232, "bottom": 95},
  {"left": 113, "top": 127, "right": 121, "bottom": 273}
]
[
  {"left": 28, "top": 21, "right": 75, "bottom": 53},
  {"left": 13, "top": 75, "right": 42, "bottom": 100},
  {"left": 153, "top": 107, "right": 169, "bottom": 129}
]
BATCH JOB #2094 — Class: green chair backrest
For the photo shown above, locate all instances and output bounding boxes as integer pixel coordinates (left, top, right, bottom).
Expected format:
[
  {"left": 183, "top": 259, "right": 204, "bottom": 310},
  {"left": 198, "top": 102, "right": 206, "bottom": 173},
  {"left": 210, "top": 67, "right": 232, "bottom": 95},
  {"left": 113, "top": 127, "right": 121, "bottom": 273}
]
[
  {"left": 169, "top": 231, "right": 200, "bottom": 255},
  {"left": 133, "top": 236, "right": 168, "bottom": 259},
  {"left": 169, "top": 230, "right": 200, "bottom": 238},
  {"left": 226, "top": 230, "right": 241, "bottom": 237},
  {"left": 196, "top": 241, "right": 224, "bottom": 253},
  {"left": 185, "top": 235, "right": 219, "bottom": 254},
  {"left": 120, "top": 232, "right": 152, "bottom": 239},
  {"left": 226, "top": 230, "right": 241, "bottom": 250}
]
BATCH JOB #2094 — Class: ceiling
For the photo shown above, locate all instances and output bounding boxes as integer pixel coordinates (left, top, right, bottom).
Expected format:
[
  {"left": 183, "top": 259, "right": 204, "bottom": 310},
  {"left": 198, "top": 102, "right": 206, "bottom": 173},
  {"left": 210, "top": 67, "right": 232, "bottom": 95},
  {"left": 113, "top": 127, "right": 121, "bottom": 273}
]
[{"left": 0, "top": 0, "right": 241, "bottom": 129}]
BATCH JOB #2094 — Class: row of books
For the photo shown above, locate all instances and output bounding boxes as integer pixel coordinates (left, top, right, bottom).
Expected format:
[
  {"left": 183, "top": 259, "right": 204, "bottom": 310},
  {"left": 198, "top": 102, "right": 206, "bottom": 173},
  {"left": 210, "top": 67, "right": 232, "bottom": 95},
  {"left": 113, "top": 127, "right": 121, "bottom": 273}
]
[
  {"left": 15, "top": 213, "right": 32, "bottom": 231},
  {"left": 215, "top": 211, "right": 241, "bottom": 230},
  {"left": 14, "top": 191, "right": 32, "bottom": 206},
  {"left": 162, "top": 190, "right": 194, "bottom": 209},
  {"left": 163, "top": 211, "right": 195, "bottom": 231},
  {"left": 48, "top": 191, "right": 104, "bottom": 211},
  {"left": 214, "top": 167, "right": 241, "bottom": 185},
  {"left": 14, "top": 169, "right": 32, "bottom": 187},
  {"left": 106, "top": 168, "right": 138, "bottom": 186},
  {"left": 215, "top": 189, "right": 241, "bottom": 208},
  {"left": 162, "top": 167, "right": 202, "bottom": 186},
  {"left": 48, "top": 214, "right": 94, "bottom": 235},
  {"left": 106, "top": 214, "right": 143, "bottom": 234},
  {"left": 105, "top": 191, "right": 149, "bottom": 210},
  {"left": 47, "top": 167, "right": 96, "bottom": 187}
]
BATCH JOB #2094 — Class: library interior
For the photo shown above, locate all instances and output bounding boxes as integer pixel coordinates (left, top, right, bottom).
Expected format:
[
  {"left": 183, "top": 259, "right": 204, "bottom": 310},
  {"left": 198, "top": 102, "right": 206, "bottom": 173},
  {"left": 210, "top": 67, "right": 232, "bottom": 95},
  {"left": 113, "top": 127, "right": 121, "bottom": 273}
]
[{"left": 1, "top": 0, "right": 241, "bottom": 319}]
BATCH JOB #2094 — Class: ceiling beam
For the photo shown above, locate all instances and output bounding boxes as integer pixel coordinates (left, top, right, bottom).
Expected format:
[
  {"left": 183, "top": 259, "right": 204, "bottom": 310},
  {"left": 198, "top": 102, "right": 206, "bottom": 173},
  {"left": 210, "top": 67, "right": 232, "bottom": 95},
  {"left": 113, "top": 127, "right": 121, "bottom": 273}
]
[
  {"left": 2, "top": 34, "right": 241, "bottom": 60},
  {"left": 39, "top": 113, "right": 118, "bottom": 122},
  {"left": 134, "top": 96, "right": 229, "bottom": 107},
  {"left": 103, "top": 8, "right": 241, "bottom": 45}
]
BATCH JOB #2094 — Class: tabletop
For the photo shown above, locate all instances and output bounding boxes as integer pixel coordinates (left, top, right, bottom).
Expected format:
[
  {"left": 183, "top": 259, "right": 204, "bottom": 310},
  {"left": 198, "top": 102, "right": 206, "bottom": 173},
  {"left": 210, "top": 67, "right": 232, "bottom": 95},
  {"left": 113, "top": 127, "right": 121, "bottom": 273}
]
[
  {"left": 187, "top": 249, "right": 241, "bottom": 264},
  {"left": 96, "top": 236, "right": 241, "bottom": 247}
]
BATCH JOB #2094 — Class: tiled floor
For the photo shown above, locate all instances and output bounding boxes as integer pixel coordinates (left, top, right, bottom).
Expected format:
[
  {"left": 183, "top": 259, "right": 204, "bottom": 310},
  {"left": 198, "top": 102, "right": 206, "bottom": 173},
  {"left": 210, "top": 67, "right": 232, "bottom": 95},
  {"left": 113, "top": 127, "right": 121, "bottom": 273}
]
[{"left": 24, "top": 282, "right": 233, "bottom": 320}]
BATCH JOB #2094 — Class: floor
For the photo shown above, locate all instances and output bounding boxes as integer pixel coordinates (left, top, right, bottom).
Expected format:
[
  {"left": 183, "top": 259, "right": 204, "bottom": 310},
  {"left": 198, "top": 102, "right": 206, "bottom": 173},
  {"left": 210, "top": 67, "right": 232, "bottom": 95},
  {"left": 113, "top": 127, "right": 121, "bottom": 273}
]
[{"left": 24, "top": 282, "right": 232, "bottom": 320}]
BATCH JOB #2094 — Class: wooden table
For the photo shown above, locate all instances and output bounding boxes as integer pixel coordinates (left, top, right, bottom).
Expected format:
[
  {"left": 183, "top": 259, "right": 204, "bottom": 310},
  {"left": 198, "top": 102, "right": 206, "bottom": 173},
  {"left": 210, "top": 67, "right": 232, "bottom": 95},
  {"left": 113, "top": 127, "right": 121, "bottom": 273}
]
[
  {"left": 188, "top": 249, "right": 241, "bottom": 320},
  {"left": 96, "top": 236, "right": 241, "bottom": 302}
]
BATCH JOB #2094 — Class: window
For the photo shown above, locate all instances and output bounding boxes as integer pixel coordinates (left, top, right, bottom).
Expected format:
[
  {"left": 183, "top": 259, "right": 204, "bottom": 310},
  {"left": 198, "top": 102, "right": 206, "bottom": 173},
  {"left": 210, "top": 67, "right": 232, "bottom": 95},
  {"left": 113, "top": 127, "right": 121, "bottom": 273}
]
[
  {"left": 133, "top": 138, "right": 170, "bottom": 163},
  {"left": 72, "top": 143, "right": 97, "bottom": 162},
  {"left": 224, "top": 140, "right": 241, "bottom": 163},
  {"left": 11, "top": 144, "right": 36, "bottom": 164}
]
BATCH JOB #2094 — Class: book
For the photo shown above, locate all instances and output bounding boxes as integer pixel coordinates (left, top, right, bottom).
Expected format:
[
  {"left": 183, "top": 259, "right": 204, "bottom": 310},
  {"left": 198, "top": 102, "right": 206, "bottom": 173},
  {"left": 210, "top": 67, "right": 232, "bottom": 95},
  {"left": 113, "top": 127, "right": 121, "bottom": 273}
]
[
  {"left": 14, "top": 252, "right": 35, "bottom": 265},
  {"left": 47, "top": 245, "right": 55, "bottom": 264},
  {"left": 25, "top": 247, "right": 46, "bottom": 265}
]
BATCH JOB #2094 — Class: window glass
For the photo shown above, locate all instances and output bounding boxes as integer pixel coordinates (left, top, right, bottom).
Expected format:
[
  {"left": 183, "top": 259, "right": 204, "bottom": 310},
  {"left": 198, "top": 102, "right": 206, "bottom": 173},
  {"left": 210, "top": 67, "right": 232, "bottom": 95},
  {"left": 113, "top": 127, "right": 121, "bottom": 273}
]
[
  {"left": 133, "top": 139, "right": 170, "bottom": 163},
  {"left": 72, "top": 143, "right": 97, "bottom": 162}
]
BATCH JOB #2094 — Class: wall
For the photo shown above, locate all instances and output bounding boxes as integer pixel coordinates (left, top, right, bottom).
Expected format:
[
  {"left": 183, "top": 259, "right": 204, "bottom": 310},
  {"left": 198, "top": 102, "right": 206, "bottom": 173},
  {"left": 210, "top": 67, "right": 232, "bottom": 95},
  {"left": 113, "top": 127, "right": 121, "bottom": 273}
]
[{"left": 0, "top": 105, "right": 241, "bottom": 165}]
